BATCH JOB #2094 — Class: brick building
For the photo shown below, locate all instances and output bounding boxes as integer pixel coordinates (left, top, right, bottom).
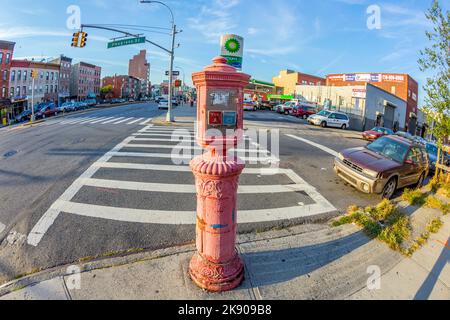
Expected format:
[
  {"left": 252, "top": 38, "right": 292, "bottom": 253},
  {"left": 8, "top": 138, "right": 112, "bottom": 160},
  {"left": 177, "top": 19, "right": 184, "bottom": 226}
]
[
  {"left": 49, "top": 55, "right": 72, "bottom": 104},
  {"left": 71, "top": 62, "right": 101, "bottom": 100},
  {"left": 9, "top": 60, "right": 60, "bottom": 115},
  {"left": 326, "top": 73, "right": 418, "bottom": 130},
  {"left": 272, "top": 70, "right": 325, "bottom": 96},
  {"left": 128, "top": 50, "right": 150, "bottom": 97},
  {"left": 0, "top": 40, "right": 15, "bottom": 126},
  {"left": 102, "top": 75, "right": 141, "bottom": 99}
]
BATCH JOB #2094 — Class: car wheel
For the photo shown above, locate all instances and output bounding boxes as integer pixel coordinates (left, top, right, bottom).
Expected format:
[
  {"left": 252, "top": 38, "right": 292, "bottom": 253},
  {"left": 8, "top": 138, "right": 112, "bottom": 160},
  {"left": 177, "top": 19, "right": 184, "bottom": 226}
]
[
  {"left": 416, "top": 173, "right": 425, "bottom": 188},
  {"left": 321, "top": 121, "right": 327, "bottom": 128},
  {"left": 284, "top": 111, "right": 289, "bottom": 115},
  {"left": 42, "top": 114, "right": 46, "bottom": 119},
  {"left": 382, "top": 178, "right": 397, "bottom": 199},
  {"left": 303, "top": 115, "right": 308, "bottom": 120},
  {"left": 341, "top": 124, "right": 347, "bottom": 130},
  {"left": 254, "top": 107, "right": 257, "bottom": 111}
]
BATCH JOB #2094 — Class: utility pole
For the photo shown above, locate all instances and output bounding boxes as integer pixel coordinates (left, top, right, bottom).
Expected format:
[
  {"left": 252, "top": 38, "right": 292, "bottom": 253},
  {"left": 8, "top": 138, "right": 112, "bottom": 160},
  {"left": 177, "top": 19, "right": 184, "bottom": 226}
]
[{"left": 167, "top": 23, "right": 176, "bottom": 122}]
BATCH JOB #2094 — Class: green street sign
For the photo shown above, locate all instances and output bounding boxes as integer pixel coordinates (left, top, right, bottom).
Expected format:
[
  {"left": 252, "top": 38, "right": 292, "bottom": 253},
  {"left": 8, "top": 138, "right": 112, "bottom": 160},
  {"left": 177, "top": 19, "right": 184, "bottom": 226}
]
[{"left": 108, "top": 37, "right": 146, "bottom": 49}]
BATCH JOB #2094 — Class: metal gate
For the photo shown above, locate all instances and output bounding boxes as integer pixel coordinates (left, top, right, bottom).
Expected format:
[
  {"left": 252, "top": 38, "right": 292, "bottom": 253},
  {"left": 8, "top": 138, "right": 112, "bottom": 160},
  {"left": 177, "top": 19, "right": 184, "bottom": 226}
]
[{"left": 384, "top": 104, "right": 395, "bottom": 129}]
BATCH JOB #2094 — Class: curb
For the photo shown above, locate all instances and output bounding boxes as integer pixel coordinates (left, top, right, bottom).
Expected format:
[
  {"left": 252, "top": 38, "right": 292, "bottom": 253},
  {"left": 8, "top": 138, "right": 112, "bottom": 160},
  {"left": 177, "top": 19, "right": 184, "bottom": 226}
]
[{"left": 0, "top": 223, "right": 330, "bottom": 297}]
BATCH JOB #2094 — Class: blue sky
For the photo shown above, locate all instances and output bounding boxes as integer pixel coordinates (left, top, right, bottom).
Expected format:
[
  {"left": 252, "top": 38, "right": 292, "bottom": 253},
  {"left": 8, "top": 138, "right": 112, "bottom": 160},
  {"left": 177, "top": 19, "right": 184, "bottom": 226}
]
[{"left": 1, "top": 0, "right": 449, "bottom": 105}]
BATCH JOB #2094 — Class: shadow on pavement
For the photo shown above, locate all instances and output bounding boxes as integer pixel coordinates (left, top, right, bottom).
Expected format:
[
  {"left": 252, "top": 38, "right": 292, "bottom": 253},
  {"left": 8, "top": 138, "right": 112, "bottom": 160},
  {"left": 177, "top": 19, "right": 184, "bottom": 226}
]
[
  {"left": 414, "top": 236, "right": 450, "bottom": 300},
  {"left": 242, "top": 230, "right": 370, "bottom": 287}
]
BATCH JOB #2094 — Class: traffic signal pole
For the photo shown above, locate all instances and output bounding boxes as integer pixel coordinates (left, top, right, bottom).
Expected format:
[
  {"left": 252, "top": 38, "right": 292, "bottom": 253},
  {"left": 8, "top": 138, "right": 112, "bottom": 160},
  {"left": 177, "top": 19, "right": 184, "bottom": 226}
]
[{"left": 31, "top": 76, "right": 35, "bottom": 123}]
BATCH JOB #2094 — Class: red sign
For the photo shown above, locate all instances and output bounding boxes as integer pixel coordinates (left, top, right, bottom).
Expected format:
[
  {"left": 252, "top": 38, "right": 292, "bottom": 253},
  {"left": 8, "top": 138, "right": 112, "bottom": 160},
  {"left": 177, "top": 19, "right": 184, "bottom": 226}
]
[{"left": 208, "top": 111, "right": 222, "bottom": 125}]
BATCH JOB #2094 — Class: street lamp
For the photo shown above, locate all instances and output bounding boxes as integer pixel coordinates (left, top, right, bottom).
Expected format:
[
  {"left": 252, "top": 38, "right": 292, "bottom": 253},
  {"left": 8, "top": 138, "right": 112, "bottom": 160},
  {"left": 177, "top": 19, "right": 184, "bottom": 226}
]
[{"left": 140, "top": 0, "right": 178, "bottom": 122}]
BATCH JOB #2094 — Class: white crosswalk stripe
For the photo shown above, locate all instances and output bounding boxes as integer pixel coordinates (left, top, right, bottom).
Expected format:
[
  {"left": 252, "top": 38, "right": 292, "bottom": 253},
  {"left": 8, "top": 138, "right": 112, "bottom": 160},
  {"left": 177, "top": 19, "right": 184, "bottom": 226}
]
[
  {"left": 58, "top": 116, "right": 153, "bottom": 126},
  {"left": 27, "top": 125, "right": 336, "bottom": 247}
]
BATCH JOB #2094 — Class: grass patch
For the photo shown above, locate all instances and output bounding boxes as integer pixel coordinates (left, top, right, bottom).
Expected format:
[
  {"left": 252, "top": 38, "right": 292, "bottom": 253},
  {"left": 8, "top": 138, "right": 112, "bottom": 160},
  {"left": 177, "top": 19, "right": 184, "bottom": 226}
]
[
  {"left": 427, "top": 218, "right": 443, "bottom": 234},
  {"left": 402, "top": 188, "right": 427, "bottom": 206},
  {"left": 333, "top": 200, "right": 410, "bottom": 252}
]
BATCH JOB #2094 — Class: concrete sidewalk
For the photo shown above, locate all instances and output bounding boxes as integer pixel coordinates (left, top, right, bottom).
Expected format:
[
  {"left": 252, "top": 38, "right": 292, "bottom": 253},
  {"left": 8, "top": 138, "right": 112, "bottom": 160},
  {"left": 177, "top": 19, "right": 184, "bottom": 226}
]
[{"left": 1, "top": 214, "right": 448, "bottom": 300}]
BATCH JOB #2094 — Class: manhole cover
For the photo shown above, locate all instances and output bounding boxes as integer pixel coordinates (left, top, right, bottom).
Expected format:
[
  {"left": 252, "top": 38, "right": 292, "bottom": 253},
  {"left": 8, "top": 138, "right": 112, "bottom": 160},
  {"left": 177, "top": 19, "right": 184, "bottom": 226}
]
[{"left": 3, "top": 150, "right": 18, "bottom": 158}]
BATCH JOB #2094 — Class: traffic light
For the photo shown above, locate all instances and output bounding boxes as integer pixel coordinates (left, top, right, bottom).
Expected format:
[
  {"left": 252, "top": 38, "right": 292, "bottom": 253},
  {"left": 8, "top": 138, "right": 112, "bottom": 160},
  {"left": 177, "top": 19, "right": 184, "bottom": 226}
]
[
  {"left": 71, "top": 32, "right": 80, "bottom": 47},
  {"left": 175, "top": 80, "right": 182, "bottom": 88},
  {"left": 79, "top": 32, "right": 88, "bottom": 48},
  {"left": 30, "top": 69, "right": 38, "bottom": 79}
]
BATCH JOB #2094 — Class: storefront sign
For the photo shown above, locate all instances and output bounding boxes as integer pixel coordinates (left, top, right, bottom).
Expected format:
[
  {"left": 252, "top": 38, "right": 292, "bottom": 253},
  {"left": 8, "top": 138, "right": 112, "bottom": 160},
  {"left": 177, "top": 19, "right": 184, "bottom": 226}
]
[{"left": 352, "top": 88, "right": 367, "bottom": 98}]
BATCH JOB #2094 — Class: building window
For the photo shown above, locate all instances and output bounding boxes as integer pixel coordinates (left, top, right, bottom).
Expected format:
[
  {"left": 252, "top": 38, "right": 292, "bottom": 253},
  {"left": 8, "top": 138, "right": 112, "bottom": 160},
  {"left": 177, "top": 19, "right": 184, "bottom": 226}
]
[
  {"left": 23, "top": 86, "right": 26, "bottom": 96},
  {"left": 391, "top": 86, "right": 396, "bottom": 95},
  {"left": 46, "top": 72, "right": 49, "bottom": 81},
  {"left": 51, "top": 72, "right": 54, "bottom": 81},
  {"left": 11, "top": 70, "right": 15, "bottom": 81},
  {"left": 17, "top": 70, "right": 21, "bottom": 81},
  {"left": 0, "top": 52, "right": 3, "bottom": 64},
  {"left": 2, "top": 70, "right": 7, "bottom": 81},
  {"left": 55, "top": 85, "right": 58, "bottom": 93},
  {"left": 45, "top": 85, "right": 49, "bottom": 93},
  {"left": 23, "top": 70, "right": 27, "bottom": 81},
  {"left": 1, "top": 87, "right": 5, "bottom": 97},
  {"left": 10, "top": 87, "right": 14, "bottom": 97},
  {"left": 16, "top": 86, "right": 20, "bottom": 96},
  {"left": 50, "top": 85, "right": 53, "bottom": 93},
  {"left": 5, "top": 53, "right": 10, "bottom": 64}
]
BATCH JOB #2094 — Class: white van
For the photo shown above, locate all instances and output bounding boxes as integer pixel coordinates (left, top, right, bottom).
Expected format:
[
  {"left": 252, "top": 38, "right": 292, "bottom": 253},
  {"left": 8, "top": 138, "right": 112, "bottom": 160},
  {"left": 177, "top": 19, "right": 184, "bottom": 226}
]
[{"left": 307, "top": 110, "right": 350, "bottom": 130}]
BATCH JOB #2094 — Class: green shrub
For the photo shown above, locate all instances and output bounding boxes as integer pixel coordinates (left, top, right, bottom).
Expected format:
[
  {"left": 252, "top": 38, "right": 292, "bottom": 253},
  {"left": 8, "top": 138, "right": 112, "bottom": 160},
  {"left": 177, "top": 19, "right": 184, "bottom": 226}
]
[{"left": 402, "top": 188, "right": 427, "bottom": 206}]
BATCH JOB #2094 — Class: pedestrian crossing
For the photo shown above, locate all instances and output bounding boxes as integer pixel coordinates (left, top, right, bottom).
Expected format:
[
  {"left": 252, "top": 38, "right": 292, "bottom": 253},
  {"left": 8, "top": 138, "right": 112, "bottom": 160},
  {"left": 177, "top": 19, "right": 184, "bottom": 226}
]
[
  {"left": 59, "top": 116, "right": 152, "bottom": 126},
  {"left": 27, "top": 125, "right": 336, "bottom": 247}
]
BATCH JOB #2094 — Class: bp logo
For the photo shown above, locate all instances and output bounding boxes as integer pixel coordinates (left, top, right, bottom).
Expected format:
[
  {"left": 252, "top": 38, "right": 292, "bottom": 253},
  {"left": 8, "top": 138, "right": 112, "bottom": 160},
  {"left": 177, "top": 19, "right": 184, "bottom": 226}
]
[{"left": 224, "top": 38, "right": 240, "bottom": 54}]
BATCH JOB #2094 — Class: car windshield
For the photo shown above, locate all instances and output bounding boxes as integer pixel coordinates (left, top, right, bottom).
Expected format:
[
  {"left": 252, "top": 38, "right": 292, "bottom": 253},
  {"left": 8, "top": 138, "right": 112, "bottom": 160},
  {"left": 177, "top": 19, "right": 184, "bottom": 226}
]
[
  {"left": 367, "top": 136, "right": 409, "bottom": 163},
  {"left": 317, "top": 110, "right": 331, "bottom": 117},
  {"left": 426, "top": 143, "right": 438, "bottom": 156}
]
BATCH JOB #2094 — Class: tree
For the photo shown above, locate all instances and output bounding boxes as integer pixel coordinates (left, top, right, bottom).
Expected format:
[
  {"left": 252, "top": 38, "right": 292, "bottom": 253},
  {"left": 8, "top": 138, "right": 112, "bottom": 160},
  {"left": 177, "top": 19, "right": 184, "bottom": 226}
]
[
  {"left": 100, "top": 85, "right": 113, "bottom": 99},
  {"left": 418, "top": 0, "right": 450, "bottom": 176}
]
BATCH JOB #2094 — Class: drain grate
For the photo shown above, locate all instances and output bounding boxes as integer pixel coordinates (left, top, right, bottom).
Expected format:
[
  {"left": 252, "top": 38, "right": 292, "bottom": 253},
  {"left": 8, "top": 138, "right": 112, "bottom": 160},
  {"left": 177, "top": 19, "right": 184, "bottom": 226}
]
[{"left": 3, "top": 150, "right": 18, "bottom": 158}]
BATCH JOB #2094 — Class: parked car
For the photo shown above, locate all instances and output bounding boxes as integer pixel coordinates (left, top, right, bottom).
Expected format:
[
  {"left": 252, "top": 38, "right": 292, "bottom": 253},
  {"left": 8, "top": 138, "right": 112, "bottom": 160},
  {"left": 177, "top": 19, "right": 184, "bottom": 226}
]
[
  {"left": 158, "top": 99, "right": 169, "bottom": 110},
  {"left": 275, "top": 101, "right": 296, "bottom": 114},
  {"left": 425, "top": 142, "right": 450, "bottom": 174},
  {"left": 256, "top": 100, "right": 272, "bottom": 110},
  {"left": 35, "top": 103, "right": 58, "bottom": 119},
  {"left": 307, "top": 110, "right": 350, "bottom": 129},
  {"left": 57, "top": 101, "right": 74, "bottom": 112},
  {"left": 15, "top": 110, "right": 32, "bottom": 123},
  {"left": 292, "top": 105, "right": 317, "bottom": 119},
  {"left": 334, "top": 135, "right": 429, "bottom": 199},
  {"left": 243, "top": 101, "right": 256, "bottom": 111},
  {"left": 86, "top": 99, "right": 97, "bottom": 107},
  {"left": 362, "top": 127, "right": 395, "bottom": 141}
]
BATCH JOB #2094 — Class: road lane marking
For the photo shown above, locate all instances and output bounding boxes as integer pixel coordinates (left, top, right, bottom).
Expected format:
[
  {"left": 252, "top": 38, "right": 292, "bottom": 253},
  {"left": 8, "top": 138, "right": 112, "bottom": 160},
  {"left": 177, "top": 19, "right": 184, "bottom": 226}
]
[
  {"left": 61, "top": 118, "right": 87, "bottom": 124},
  {"left": 26, "top": 135, "right": 137, "bottom": 247},
  {"left": 79, "top": 117, "right": 103, "bottom": 124},
  {"left": 90, "top": 117, "right": 115, "bottom": 124},
  {"left": 140, "top": 118, "right": 153, "bottom": 125},
  {"left": 133, "top": 133, "right": 194, "bottom": 138},
  {"left": 27, "top": 124, "right": 336, "bottom": 245},
  {"left": 0, "top": 222, "right": 5, "bottom": 233},
  {"left": 79, "top": 178, "right": 310, "bottom": 194},
  {"left": 285, "top": 134, "right": 339, "bottom": 157},
  {"left": 50, "top": 200, "right": 334, "bottom": 225},
  {"left": 127, "top": 118, "right": 144, "bottom": 125},
  {"left": 102, "top": 117, "right": 124, "bottom": 124},
  {"left": 93, "top": 162, "right": 284, "bottom": 175},
  {"left": 113, "top": 117, "right": 135, "bottom": 124},
  {"left": 123, "top": 144, "right": 270, "bottom": 154},
  {"left": 107, "top": 151, "right": 279, "bottom": 163}
]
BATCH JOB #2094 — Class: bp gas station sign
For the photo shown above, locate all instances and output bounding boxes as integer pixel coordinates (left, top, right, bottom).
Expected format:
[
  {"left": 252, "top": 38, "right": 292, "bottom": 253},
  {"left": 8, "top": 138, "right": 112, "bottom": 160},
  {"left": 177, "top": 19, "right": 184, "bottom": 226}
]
[{"left": 220, "top": 34, "right": 244, "bottom": 70}]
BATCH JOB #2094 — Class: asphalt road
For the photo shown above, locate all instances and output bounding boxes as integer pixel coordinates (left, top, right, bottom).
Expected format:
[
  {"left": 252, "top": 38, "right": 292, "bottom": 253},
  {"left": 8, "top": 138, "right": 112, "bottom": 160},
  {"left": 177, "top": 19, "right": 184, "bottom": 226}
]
[{"left": 0, "top": 104, "right": 381, "bottom": 283}]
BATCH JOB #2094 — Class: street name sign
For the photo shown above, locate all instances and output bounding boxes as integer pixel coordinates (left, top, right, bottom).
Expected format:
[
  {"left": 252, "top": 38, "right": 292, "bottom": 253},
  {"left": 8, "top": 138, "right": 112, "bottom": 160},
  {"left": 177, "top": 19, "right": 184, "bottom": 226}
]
[{"left": 108, "top": 37, "right": 146, "bottom": 49}]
